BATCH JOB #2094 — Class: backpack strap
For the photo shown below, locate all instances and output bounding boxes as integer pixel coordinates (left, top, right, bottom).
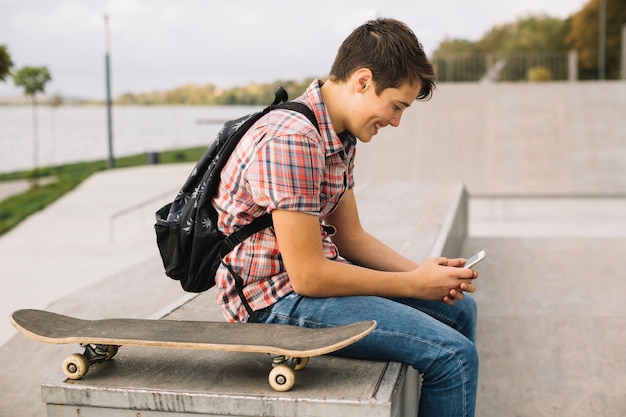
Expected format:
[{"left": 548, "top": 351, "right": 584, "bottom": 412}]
[
  {"left": 221, "top": 213, "right": 273, "bottom": 254},
  {"left": 273, "top": 101, "right": 320, "bottom": 133}
]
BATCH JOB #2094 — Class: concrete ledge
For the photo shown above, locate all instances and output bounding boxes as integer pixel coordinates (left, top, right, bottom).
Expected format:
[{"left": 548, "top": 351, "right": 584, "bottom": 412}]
[{"left": 41, "top": 181, "right": 468, "bottom": 417}]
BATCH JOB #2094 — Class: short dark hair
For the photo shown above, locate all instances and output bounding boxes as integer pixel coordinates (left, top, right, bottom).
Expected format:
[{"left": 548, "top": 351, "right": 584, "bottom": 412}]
[{"left": 329, "top": 17, "right": 437, "bottom": 100}]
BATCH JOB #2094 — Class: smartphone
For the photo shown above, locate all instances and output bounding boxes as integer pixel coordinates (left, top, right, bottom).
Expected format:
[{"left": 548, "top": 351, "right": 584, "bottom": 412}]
[{"left": 463, "top": 250, "right": 486, "bottom": 269}]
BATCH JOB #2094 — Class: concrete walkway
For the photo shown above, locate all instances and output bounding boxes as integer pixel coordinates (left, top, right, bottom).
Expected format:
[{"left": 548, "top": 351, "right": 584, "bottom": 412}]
[
  {"left": 3, "top": 168, "right": 625, "bottom": 417},
  {"left": 466, "top": 235, "right": 626, "bottom": 416},
  {"left": 0, "top": 179, "right": 31, "bottom": 202}
]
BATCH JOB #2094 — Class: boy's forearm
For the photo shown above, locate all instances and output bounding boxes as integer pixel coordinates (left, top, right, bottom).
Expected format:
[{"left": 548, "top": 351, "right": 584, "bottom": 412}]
[
  {"left": 332, "top": 228, "right": 419, "bottom": 272},
  {"left": 292, "top": 257, "right": 417, "bottom": 299}
]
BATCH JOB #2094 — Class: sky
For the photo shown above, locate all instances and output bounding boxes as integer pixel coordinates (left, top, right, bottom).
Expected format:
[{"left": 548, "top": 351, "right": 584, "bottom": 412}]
[{"left": 0, "top": 0, "right": 589, "bottom": 100}]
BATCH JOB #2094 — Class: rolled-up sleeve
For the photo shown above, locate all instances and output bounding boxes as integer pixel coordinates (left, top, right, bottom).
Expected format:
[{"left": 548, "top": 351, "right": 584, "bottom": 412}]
[{"left": 247, "top": 134, "right": 325, "bottom": 215}]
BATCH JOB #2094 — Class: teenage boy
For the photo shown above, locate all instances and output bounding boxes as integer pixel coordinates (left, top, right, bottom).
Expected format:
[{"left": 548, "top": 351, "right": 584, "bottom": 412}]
[{"left": 213, "top": 17, "right": 479, "bottom": 417}]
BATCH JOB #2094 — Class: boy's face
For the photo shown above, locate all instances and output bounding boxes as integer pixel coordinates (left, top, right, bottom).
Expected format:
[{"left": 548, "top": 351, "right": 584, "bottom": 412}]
[{"left": 348, "top": 78, "right": 420, "bottom": 143}]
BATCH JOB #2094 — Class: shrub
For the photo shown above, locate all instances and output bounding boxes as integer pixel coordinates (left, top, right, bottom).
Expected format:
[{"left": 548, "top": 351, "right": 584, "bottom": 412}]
[{"left": 527, "top": 66, "right": 552, "bottom": 82}]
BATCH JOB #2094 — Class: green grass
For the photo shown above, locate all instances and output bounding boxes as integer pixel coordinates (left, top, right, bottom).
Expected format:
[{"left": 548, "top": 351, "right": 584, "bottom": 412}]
[{"left": 0, "top": 147, "right": 206, "bottom": 237}]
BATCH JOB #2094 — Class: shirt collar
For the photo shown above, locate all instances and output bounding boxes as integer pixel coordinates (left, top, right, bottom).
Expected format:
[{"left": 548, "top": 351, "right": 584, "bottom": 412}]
[
  {"left": 297, "top": 80, "right": 356, "bottom": 157},
  {"left": 339, "top": 130, "right": 357, "bottom": 147}
]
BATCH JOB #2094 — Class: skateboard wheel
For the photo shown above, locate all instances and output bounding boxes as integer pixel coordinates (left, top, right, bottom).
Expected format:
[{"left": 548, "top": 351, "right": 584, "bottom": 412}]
[
  {"left": 293, "top": 357, "right": 309, "bottom": 371},
  {"left": 62, "top": 353, "right": 89, "bottom": 380},
  {"left": 268, "top": 364, "right": 295, "bottom": 392}
]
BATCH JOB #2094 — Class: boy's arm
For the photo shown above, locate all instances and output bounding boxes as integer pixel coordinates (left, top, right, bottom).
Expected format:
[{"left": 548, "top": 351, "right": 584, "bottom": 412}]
[{"left": 271, "top": 189, "right": 476, "bottom": 301}]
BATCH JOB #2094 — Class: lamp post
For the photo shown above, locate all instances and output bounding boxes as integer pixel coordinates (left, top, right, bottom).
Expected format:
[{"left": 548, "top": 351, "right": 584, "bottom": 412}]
[
  {"left": 598, "top": 0, "right": 606, "bottom": 80},
  {"left": 104, "top": 14, "right": 115, "bottom": 168}
]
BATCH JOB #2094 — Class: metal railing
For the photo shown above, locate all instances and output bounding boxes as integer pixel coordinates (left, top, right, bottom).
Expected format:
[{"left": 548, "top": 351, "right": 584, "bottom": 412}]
[
  {"left": 432, "top": 51, "right": 578, "bottom": 82},
  {"left": 109, "top": 188, "right": 177, "bottom": 244}
]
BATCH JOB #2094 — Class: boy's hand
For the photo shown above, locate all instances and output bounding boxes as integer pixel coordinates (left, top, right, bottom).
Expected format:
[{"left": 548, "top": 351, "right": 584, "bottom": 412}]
[
  {"left": 412, "top": 257, "right": 476, "bottom": 304},
  {"left": 441, "top": 258, "right": 477, "bottom": 305}
]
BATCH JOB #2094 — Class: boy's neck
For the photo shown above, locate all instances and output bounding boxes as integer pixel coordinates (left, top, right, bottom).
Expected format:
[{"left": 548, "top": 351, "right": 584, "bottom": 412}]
[{"left": 320, "top": 79, "right": 347, "bottom": 134}]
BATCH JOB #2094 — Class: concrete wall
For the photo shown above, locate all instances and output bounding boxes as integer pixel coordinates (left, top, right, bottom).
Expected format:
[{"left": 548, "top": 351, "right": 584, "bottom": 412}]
[{"left": 355, "top": 81, "right": 626, "bottom": 196}]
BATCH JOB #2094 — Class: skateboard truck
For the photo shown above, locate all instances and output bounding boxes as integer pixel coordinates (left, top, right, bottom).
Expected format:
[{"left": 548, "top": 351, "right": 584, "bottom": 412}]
[
  {"left": 63, "top": 344, "right": 119, "bottom": 380},
  {"left": 83, "top": 343, "right": 119, "bottom": 362}
]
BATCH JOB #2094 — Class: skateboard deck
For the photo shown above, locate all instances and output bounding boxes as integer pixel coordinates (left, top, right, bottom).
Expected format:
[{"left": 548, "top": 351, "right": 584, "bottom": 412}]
[{"left": 10, "top": 309, "right": 376, "bottom": 391}]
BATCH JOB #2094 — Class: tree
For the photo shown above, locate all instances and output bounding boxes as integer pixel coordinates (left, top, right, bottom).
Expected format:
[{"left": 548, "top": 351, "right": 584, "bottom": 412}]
[
  {"left": 13, "top": 66, "right": 52, "bottom": 178},
  {"left": 477, "top": 24, "right": 515, "bottom": 53},
  {"left": 567, "top": 0, "right": 626, "bottom": 79},
  {"left": 501, "top": 15, "right": 570, "bottom": 53},
  {"left": 0, "top": 45, "right": 14, "bottom": 82},
  {"left": 496, "top": 15, "right": 571, "bottom": 80},
  {"left": 432, "top": 39, "right": 485, "bottom": 82}
]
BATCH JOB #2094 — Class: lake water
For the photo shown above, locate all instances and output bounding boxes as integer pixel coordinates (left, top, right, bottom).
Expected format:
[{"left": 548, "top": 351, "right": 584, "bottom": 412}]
[{"left": 0, "top": 105, "right": 262, "bottom": 174}]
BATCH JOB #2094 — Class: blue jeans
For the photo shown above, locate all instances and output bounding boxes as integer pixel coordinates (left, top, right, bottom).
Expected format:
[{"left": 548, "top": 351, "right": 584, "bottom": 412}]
[{"left": 256, "top": 293, "right": 478, "bottom": 417}]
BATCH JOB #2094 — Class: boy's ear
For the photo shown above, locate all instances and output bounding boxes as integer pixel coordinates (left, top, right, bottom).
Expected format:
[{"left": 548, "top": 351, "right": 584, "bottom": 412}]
[{"left": 352, "top": 68, "right": 373, "bottom": 93}]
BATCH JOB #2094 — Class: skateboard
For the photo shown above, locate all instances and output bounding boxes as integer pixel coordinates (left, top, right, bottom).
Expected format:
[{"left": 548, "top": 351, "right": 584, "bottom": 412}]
[{"left": 10, "top": 309, "right": 376, "bottom": 392}]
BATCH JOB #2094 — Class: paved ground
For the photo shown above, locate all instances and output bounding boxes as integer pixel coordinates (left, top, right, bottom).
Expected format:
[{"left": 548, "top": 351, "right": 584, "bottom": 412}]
[
  {"left": 469, "top": 197, "right": 626, "bottom": 415},
  {"left": 4, "top": 170, "right": 624, "bottom": 417},
  {"left": 0, "top": 164, "right": 194, "bottom": 347},
  {"left": 0, "top": 177, "right": 57, "bottom": 202},
  {"left": 464, "top": 231, "right": 626, "bottom": 416},
  {"left": 0, "top": 179, "right": 30, "bottom": 201}
]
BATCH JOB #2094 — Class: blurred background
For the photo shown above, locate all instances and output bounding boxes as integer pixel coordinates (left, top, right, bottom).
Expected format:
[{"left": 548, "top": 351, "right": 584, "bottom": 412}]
[{"left": 1, "top": 0, "right": 623, "bottom": 174}]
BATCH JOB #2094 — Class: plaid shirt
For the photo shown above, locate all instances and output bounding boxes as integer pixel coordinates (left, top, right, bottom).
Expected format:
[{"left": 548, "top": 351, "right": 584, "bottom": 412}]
[{"left": 213, "top": 80, "right": 357, "bottom": 322}]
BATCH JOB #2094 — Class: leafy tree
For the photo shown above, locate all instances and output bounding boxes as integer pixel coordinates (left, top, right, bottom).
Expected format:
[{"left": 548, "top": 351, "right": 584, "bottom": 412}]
[
  {"left": 13, "top": 66, "right": 52, "bottom": 178},
  {"left": 432, "top": 39, "right": 485, "bottom": 81},
  {"left": 567, "top": 0, "right": 626, "bottom": 79},
  {"left": 498, "top": 15, "right": 570, "bottom": 53},
  {"left": 477, "top": 24, "right": 515, "bottom": 53},
  {"left": 498, "top": 16, "right": 571, "bottom": 80},
  {"left": 114, "top": 78, "right": 316, "bottom": 106},
  {"left": 0, "top": 45, "right": 14, "bottom": 82}
]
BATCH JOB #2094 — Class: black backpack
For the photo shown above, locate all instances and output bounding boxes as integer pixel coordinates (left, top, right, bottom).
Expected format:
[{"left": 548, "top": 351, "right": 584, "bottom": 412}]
[{"left": 154, "top": 87, "right": 319, "bottom": 316}]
